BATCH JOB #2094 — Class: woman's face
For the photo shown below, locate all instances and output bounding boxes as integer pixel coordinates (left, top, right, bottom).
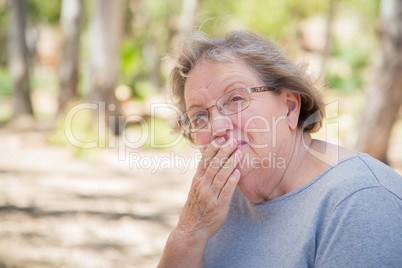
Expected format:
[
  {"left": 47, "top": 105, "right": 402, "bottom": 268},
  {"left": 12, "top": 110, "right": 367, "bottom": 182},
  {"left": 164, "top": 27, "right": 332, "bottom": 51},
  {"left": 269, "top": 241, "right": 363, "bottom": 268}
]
[{"left": 184, "top": 59, "right": 300, "bottom": 202}]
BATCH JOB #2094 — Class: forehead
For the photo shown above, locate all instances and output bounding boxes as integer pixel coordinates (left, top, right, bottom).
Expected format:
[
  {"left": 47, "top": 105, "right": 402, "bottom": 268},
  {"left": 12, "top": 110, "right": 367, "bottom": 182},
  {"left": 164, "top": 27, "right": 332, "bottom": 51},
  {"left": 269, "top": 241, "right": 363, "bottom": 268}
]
[{"left": 184, "top": 60, "right": 261, "bottom": 108}]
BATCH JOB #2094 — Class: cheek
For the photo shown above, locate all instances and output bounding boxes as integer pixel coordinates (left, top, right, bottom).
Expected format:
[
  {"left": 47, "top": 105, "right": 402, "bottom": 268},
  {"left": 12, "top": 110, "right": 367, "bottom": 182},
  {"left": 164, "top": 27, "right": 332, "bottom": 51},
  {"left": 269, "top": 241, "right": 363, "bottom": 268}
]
[
  {"left": 237, "top": 106, "right": 288, "bottom": 147},
  {"left": 237, "top": 108, "right": 272, "bottom": 136},
  {"left": 193, "top": 131, "right": 212, "bottom": 151}
]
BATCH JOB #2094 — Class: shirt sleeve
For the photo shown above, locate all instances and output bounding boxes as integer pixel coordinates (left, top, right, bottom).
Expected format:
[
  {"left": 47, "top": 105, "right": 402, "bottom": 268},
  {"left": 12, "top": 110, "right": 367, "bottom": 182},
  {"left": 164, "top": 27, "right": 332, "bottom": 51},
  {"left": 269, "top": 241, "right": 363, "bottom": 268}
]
[{"left": 314, "top": 186, "right": 402, "bottom": 268}]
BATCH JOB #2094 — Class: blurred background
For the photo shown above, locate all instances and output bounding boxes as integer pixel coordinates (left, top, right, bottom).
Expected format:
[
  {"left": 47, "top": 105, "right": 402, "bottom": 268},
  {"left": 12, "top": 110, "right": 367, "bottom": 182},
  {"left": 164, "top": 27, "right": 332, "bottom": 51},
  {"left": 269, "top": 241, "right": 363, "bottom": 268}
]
[{"left": 0, "top": 0, "right": 401, "bottom": 267}]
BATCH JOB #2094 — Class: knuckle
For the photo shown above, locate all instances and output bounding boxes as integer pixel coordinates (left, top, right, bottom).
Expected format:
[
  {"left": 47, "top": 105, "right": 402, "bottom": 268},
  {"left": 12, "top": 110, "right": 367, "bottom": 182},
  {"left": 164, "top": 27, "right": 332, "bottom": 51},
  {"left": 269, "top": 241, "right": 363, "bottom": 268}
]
[
  {"left": 197, "top": 162, "right": 207, "bottom": 172},
  {"left": 220, "top": 186, "right": 231, "bottom": 198},
  {"left": 191, "top": 185, "right": 202, "bottom": 199},
  {"left": 223, "top": 157, "right": 232, "bottom": 167},
  {"left": 221, "top": 145, "right": 234, "bottom": 154},
  {"left": 191, "top": 183, "right": 209, "bottom": 202},
  {"left": 199, "top": 156, "right": 208, "bottom": 166},
  {"left": 197, "top": 156, "right": 212, "bottom": 171},
  {"left": 214, "top": 172, "right": 226, "bottom": 184},
  {"left": 209, "top": 157, "right": 221, "bottom": 169}
]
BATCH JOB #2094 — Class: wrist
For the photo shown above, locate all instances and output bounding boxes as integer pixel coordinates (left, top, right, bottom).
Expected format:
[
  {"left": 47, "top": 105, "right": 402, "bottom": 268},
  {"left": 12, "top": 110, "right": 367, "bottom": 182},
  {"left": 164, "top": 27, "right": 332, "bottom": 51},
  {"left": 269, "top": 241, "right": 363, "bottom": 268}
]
[
  {"left": 158, "top": 228, "right": 206, "bottom": 268},
  {"left": 169, "top": 227, "right": 208, "bottom": 251}
]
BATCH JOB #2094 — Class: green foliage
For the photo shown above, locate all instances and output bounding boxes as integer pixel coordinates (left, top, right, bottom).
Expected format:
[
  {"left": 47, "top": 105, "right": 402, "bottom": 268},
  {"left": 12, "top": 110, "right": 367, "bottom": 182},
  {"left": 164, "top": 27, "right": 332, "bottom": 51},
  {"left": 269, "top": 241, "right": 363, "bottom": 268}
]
[
  {"left": 191, "top": 0, "right": 380, "bottom": 94},
  {"left": 0, "top": 67, "right": 11, "bottom": 96},
  {"left": 0, "top": 0, "right": 62, "bottom": 67},
  {"left": 339, "top": 0, "right": 381, "bottom": 27},
  {"left": 27, "top": 0, "right": 61, "bottom": 24},
  {"left": 31, "top": 68, "right": 58, "bottom": 92},
  {"left": 0, "top": 2, "right": 8, "bottom": 67},
  {"left": 125, "top": 116, "right": 187, "bottom": 150},
  {"left": 49, "top": 102, "right": 103, "bottom": 159},
  {"left": 49, "top": 102, "right": 187, "bottom": 155},
  {"left": 120, "top": 0, "right": 181, "bottom": 100},
  {"left": 197, "top": 0, "right": 327, "bottom": 41},
  {"left": 327, "top": 33, "right": 377, "bottom": 92},
  {"left": 148, "top": 116, "right": 187, "bottom": 150},
  {"left": 120, "top": 39, "right": 148, "bottom": 99},
  {"left": 324, "top": 0, "right": 380, "bottom": 92},
  {"left": 0, "top": 67, "right": 12, "bottom": 123}
]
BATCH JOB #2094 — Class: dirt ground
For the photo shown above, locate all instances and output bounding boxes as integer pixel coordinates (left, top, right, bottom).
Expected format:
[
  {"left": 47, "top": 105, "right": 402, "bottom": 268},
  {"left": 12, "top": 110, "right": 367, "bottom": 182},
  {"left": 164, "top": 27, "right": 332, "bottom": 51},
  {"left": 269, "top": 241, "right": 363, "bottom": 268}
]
[
  {"left": 0, "top": 121, "right": 401, "bottom": 268},
  {"left": 0, "top": 123, "right": 198, "bottom": 268}
]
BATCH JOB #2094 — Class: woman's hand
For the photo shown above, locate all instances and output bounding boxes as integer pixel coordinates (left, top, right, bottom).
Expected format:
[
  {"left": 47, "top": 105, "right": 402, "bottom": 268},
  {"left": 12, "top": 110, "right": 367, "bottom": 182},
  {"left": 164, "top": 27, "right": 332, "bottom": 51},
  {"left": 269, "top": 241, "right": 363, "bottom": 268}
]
[
  {"left": 158, "top": 137, "right": 242, "bottom": 268},
  {"left": 176, "top": 137, "right": 242, "bottom": 241}
]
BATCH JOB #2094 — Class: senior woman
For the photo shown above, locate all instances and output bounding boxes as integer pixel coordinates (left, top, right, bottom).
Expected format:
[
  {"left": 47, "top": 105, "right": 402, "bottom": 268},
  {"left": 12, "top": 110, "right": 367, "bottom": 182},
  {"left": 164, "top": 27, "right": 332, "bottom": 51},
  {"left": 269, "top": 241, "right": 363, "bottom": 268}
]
[{"left": 158, "top": 30, "right": 402, "bottom": 267}]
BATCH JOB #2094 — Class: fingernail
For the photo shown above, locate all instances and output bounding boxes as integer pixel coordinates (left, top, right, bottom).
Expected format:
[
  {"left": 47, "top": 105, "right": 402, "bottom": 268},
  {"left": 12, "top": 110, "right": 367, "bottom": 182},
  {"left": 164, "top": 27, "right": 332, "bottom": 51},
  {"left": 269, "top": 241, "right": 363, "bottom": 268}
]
[
  {"left": 217, "top": 137, "right": 226, "bottom": 145},
  {"left": 229, "top": 139, "right": 236, "bottom": 147}
]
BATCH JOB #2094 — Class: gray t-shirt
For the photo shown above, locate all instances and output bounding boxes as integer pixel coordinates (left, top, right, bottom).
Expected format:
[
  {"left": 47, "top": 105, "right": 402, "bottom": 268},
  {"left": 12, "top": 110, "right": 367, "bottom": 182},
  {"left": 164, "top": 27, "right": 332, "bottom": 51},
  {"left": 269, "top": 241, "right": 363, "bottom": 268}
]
[{"left": 204, "top": 153, "right": 402, "bottom": 268}]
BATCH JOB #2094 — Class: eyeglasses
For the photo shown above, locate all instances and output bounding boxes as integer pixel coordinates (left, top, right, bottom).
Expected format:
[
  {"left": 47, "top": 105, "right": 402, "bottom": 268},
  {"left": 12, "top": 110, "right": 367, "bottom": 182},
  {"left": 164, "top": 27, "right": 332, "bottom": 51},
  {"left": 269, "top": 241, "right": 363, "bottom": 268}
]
[{"left": 178, "top": 86, "right": 279, "bottom": 134}]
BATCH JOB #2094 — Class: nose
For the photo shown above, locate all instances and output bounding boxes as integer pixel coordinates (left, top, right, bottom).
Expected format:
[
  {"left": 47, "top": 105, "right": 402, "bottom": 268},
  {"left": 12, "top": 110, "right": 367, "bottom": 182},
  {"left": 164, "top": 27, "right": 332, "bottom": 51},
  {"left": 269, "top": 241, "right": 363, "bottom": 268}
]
[{"left": 209, "top": 108, "right": 233, "bottom": 137}]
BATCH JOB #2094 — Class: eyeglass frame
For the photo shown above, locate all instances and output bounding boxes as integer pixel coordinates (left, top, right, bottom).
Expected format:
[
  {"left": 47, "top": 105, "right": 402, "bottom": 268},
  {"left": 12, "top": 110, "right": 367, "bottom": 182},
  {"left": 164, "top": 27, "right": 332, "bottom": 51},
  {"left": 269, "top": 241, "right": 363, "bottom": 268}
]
[{"left": 177, "top": 86, "right": 282, "bottom": 134}]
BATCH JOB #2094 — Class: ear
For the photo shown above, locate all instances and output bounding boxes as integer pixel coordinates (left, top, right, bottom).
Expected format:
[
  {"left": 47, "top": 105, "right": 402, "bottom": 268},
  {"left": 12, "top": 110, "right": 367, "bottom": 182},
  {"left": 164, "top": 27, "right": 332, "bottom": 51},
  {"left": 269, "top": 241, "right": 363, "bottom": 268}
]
[{"left": 284, "top": 91, "right": 301, "bottom": 130}]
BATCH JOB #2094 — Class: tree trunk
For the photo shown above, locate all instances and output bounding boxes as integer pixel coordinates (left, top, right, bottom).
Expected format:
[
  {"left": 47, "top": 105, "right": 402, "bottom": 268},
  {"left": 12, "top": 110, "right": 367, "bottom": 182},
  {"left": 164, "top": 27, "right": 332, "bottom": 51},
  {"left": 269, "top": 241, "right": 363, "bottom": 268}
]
[
  {"left": 7, "top": 0, "right": 33, "bottom": 117},
  {"left": 351, "top": 0, "right": 402, "bottom": 164},
  {"left": 89, "top": 0, "right": 124, "bottom": 135},
  {"left": 58, "top": 0, "right": 84, "bottom": 111}
]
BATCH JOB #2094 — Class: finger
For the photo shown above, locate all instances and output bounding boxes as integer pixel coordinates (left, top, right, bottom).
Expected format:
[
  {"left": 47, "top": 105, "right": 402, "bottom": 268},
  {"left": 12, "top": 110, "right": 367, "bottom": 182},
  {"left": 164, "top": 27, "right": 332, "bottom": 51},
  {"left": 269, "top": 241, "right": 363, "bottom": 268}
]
[
  {"left": 218, "top": 168, "right": 241, "bottom": 203},
  {"left": 204, "top": 138, "right": 237, "bottom": 177},
  {"left": 196, "top": 137, "right": 227, "bottom": 173},
  {"left": 209, "top": 149, "right": 242, "bottom": 194}
]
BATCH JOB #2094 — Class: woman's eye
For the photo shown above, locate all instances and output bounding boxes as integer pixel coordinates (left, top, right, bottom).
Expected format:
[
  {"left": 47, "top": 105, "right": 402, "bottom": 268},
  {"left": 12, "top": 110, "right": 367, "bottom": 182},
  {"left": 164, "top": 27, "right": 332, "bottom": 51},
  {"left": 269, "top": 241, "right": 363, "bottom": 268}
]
[
  {"left": 191, "top": 112, "right": 207, "bottom": 123},
  {"left": 196, "top": 113, "right": 206, "bottom": 120},
  {"left": 230, "top": 96, "right": 244, "bottom": 102}
]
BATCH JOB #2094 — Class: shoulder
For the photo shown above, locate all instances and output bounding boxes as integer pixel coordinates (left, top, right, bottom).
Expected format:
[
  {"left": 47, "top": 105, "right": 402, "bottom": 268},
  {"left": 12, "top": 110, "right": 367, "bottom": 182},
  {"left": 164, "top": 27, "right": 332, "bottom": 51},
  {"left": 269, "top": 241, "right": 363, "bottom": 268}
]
[
  {"left": 323, "top": 153, "right": 402, "bottom": 200},
  {"left": 299, "top": 150, "right": 402, "bottom": 219},
  {"left": 355, "top": 153, "right": 402, "bottom": 196},
  {"left": 317, "top": 152, "right": 402, "bottom": 237},
  {"left": 314, "top": 154, "right": 402, "bottom": 267},
  {"left": 308, "top": 140, "right": 402, "bottom": 199}
]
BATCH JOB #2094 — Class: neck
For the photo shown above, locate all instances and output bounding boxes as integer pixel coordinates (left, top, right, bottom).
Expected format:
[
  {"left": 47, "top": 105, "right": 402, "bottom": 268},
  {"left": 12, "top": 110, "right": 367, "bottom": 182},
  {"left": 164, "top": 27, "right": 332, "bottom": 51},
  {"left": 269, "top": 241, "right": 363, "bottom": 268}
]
[
  {"left": 278, "top": 130, "right": 312, "bottom": 196},
  {"left": 249, "top": 129, "right": 312, "bottom": 204}
]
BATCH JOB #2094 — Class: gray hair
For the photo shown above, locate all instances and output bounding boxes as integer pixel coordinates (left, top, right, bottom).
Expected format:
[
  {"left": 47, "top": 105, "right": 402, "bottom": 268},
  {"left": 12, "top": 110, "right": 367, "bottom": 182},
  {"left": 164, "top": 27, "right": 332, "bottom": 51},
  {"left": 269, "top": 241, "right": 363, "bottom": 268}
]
[{"left": 168, "top": 30, "right": 325, "bottom": 137}]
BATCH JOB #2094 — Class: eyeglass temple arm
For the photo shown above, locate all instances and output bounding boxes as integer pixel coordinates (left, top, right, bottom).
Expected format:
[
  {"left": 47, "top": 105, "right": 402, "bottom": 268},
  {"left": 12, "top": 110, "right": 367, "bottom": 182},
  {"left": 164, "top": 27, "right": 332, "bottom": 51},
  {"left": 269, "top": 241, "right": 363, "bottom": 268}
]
[{"left": 247, "top": 86, "right": 278, "bottom": 93}]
